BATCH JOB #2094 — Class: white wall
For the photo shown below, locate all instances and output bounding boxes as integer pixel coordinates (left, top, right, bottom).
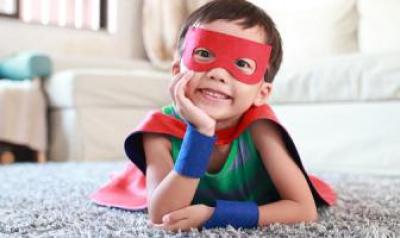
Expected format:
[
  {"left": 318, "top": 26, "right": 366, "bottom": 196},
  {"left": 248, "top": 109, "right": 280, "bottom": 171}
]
[{"left": 0, "top": 0, "right": 146, "bottom": 60}]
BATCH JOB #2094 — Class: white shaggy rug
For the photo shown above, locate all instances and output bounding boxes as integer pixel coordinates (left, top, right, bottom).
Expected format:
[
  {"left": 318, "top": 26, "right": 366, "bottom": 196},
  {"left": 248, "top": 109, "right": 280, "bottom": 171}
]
[{"left": 0, "top": 162, "right": 399, "bottom": 237}]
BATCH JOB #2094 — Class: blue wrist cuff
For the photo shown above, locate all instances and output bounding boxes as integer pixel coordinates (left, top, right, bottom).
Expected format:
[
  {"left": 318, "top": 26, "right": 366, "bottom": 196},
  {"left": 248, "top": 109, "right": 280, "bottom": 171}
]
[
  {"left": 174, "top": 123, "right": 215, "bottom": 178},
  {"left": 203, "top": 200, "right": 259, "bottom": 229}
]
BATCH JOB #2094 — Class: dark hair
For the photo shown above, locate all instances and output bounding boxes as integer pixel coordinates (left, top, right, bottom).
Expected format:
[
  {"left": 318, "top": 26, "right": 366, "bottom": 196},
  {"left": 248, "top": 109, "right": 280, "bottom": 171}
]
[{"left": 176, "top": 0, "right": 283, "bottom": 83}]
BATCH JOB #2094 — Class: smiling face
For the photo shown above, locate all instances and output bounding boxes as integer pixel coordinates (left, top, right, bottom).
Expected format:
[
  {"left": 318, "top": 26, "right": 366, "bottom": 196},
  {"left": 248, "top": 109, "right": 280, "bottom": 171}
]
[{"left": 173, "top": 19, "right": 272, "bottom": 129}]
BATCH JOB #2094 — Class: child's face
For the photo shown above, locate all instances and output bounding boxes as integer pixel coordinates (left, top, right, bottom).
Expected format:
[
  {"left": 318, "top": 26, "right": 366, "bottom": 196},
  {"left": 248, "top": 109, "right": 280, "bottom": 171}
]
[{"left": 174, "top": 20, "right": 272, "bottom": 127}]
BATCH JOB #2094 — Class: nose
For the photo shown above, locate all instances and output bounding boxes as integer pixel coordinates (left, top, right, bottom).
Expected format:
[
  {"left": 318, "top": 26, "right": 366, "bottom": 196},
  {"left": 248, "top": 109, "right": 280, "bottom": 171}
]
[{"left": 205, "top": 67, "right": 231, "bottom": 84}]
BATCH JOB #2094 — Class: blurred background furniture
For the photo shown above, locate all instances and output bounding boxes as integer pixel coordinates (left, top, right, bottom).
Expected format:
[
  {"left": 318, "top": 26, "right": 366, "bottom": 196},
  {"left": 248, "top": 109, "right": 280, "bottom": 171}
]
[
  {"left": 42, "top": 0, "right": 400, "bottom": 175},
  {"left": 0, "top": 52, "right": 52, "bottom": 163}
]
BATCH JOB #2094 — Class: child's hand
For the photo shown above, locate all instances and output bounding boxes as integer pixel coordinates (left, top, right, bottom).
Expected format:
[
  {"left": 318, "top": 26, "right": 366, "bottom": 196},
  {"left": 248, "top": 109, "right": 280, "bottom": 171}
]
[
  {"left": 169, "top": 71, "right": 216, "bottom": 136},
  {"left": 150, "top": 204, "right": 214, "bottom": 232}
]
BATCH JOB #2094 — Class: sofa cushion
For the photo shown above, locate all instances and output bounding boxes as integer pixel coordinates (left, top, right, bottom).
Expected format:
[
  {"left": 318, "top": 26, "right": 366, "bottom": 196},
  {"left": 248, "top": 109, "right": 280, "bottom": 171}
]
[
  {"left": 50, "top": 55, "right": 154, "bottom": 72},
  {"left": 46, "top": 53, "right": 400, "bottom": 108},
  {"left": 49, "top": 108, "right": 153, "bottom": 162},
  {"left": 274, "top": 101, "right": 400, "bottom": 175},
  {"left": 46, "top": 69, "right": 171, "bottom": 108},
  {"left": 269, "top": 52, "right": 400, "bottom": 103},
  {"left": 358, "top": 0, "right": 400, "bottom": 53},
  {"left": 249, "top": 0, "right": 358, "bottom": 67}
]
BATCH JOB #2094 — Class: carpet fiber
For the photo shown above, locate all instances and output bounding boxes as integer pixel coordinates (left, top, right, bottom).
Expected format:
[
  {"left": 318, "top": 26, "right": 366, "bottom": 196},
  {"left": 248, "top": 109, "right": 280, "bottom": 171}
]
[{"left": 0, "top": 162, "right": 399, "bottom": 237}]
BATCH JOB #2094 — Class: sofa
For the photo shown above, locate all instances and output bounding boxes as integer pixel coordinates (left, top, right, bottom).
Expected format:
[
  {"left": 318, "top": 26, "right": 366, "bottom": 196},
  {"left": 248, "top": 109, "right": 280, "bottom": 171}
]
[
  {"left": 0, "top": 52, "right": 52, "bottom": 162},
  {"left": 45, "top": 0, "right": 400, "bottom": 175}
]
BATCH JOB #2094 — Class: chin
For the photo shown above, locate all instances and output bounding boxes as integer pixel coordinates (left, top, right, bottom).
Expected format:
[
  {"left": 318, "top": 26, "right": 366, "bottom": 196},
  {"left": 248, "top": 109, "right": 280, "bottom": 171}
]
[
  {"left": 197, "top": 103, "right": 227, "bottom": 119},
  {"left": 201, "top": 105, "right": 243, "bottom": 125}
]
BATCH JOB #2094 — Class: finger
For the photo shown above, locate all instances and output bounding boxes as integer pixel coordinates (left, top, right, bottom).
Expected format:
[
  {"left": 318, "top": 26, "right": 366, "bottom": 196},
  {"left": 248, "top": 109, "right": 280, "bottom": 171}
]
[
  {"left": 165, "top": 219, "right": 192, "bottom": 232},
  {"left": 169, "top": 72, "right": 185, "bottom": 102},
  {"left": 181, "top": 70, "right": 194, "bottom": 80},
  {"left": 150, "top": 221, "right": 179, "bottom": 231},
  {"left": 151, "top": 222, "right": 166, "bottom": 229},
  {"left": 154, "top": 219, "right": 192, "bottom": 232},
  {"left": 170, "top": 70, "right": 193, "bottom": 103},
  {"left": 175, "top": 73, "right": 194, "bottom": 107},
  {"left": 178, "top": 70, "right": 194, "bottom": 95},
  {"left": 174, "top": 78, "right": 189, "bottom": 117},
  {"left": 162, "top": 207, "right": 190, "bottom": 224},
  {"left": 151, "top": 223, "right": 176, "bottom": 232},
  {"left": 174, "top": 77, "right": 188, "bottom": 106}
]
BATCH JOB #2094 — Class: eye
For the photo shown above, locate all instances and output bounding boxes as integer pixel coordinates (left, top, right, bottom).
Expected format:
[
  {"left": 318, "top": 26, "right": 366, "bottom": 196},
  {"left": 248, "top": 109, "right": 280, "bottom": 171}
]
[
  {"left": 236, "top": 59, "right": 251, "bottom": 68},
  {"left": 235, "top": 58, "right": 256, "bottom": 75},
  {"left": 196, "top": 49, "right": 210, "bottom": 58},
  {"left": 193, "top": 48, "right": 215, "bottom": 62}
]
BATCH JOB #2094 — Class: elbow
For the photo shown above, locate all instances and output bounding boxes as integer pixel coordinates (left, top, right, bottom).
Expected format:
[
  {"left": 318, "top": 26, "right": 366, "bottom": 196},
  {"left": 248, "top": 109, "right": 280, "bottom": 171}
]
[
  {"left": 148, "top": 210, "right": 158, "bottom": 225},
  {"left": 147, "top": 206, "right": 164, "bottom": 224},
  {"left": 147, "top": 202, "right": 164, "bottom": 225},
  {"left": 307, "top": 210, "right": 318, "bottom": 223},
  {"left": 147, "top": 199, "right": 178, "bottom": 225},
  {"left": 148, "top": 208, "right": 164, "bottom": 225},
  {"left": 149, "top": 215, "right": 162, "bottom": 225},
  {"left": 304, "top": 204, "right": 318, "bottom": 223}
]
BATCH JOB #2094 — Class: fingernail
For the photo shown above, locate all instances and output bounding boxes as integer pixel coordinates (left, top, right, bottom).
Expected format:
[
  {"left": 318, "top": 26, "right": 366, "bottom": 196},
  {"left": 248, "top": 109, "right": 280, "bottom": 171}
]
[{"left": 162, "top": 216, "right": 170, "bottom": 223}]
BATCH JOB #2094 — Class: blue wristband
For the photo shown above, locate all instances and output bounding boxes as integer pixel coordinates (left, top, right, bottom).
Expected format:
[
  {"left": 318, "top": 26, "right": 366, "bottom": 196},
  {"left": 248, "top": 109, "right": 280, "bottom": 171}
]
[
  {"left": 174, "top": 123, "right": 216, "bottom": 178},
  {"left": 203, "top": 200, "right": 259, "bottom": 229}
]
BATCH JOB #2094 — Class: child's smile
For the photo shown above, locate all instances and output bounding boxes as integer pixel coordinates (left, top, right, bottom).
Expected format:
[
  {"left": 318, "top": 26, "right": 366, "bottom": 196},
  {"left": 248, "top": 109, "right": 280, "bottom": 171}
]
[
  {"left": 179, "top": 19, "right": 272, "bottom": 129},
  {"left": 198, "top": 88, "right": 232, "bottom": 101}
]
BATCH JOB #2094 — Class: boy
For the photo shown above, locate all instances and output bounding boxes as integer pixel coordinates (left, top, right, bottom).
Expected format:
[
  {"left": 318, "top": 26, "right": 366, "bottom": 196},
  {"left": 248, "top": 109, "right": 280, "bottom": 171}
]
[{"left": 91, "top": 0, "right": 336, "bottom": 232}]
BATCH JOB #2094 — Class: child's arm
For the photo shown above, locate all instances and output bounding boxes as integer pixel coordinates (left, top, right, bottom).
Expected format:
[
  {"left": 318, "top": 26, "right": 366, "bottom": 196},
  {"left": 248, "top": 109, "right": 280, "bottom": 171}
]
[
  {"left": 145, "top": 71, "right": 216, "bottom": 225},
  {"left": 143, "top": 133, "right": 202, "bottom": 224},
  {"left": 250, "top": 120, "right": 318, "bottom": 225}
]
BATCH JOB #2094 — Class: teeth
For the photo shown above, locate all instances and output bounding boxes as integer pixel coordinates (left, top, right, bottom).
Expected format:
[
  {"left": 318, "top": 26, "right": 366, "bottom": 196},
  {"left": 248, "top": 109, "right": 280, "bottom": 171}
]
[{"left": 202, "top": 89, "right": 229, "bottom": 99}]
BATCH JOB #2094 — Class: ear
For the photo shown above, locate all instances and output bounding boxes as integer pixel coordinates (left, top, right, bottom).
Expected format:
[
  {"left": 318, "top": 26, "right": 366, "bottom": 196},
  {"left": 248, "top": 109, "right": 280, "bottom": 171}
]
[
  {"left": 253, "top": 82, "right": 272, "bottom": 106},
  {"left": 171, "top": 51, "right": 181, "bottom": 76}
]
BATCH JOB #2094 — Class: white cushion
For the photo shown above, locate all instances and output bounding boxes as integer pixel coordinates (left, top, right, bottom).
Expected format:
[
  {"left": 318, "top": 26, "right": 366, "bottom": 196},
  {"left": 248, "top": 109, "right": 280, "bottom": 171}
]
[
  {"left": 249, "top": 0, "right": 358, "bottom": 67},
  {"left": 358, "top": 0, "right": 400, "bottom": 53},
  {"left": 274, "top": 101, "right": 400, "bottom": 175},
  {"left": 50, "top": 55, "right": 154, "bottom": 72},
  {"left": 47, "top": 53, "right": 400, "bottom": 108},
  {"left": 46, "top": 69, "right": 171, "bottom": 108},
  {"left": 49, "top": 108, "right": 154, "bottom": 162},
  {"left": 270, "top": 52, "right": 400, "bottom": 103}
]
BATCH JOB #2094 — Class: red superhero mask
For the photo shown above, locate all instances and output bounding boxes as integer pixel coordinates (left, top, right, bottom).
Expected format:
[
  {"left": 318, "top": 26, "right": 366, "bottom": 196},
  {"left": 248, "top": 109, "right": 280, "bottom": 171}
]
[{"left": 182, "top": 26, "right": 272, "bottom": 84}]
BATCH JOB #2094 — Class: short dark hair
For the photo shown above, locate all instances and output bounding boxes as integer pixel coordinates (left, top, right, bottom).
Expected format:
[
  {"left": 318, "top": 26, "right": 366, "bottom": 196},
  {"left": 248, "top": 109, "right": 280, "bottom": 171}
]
[{"left": 176, "top": 0, "right": 283, "bottom": 83}]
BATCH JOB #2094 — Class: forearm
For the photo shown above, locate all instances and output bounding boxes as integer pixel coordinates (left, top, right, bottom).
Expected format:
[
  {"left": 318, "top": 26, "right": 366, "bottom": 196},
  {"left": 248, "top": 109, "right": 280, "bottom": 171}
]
[
  {"left": 147, "top": 123, "right": 215, "bottom": 224},
  {"left": 203, "top": 199, "right": 317, "bottom": 229},
  {"left": 258, "top": 200, "right": 318, "bottom": 226},
  {"left": 149, "top": 171, "right": 199, "bottom": 224}
]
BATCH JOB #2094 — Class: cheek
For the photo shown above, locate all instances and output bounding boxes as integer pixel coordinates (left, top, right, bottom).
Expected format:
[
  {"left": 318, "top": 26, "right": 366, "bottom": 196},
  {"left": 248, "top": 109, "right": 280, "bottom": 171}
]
[
  {"left": 233, "top": 81, "right": 259, "bottom": 96},
  {"left": 185, "top": 74, "right": 202, "bottom": 95},
  {"left": 232, "top": 85, "right": 260, "bottom": 104}
]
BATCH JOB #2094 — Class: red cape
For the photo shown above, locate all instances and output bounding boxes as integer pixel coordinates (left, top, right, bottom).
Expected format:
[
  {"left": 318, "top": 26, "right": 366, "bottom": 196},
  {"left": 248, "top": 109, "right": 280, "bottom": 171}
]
[{"left": 90, "top": 104, "right": 336, "bottom": 210}]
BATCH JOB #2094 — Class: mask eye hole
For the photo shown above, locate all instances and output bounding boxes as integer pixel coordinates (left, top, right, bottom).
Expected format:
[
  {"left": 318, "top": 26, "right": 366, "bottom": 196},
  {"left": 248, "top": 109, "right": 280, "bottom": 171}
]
[
  {"left": 235, "top": 58, "right": 256, "bottom": 75},
  {"left": 193, "top": 48, "right": 215, "bottom": 63}
]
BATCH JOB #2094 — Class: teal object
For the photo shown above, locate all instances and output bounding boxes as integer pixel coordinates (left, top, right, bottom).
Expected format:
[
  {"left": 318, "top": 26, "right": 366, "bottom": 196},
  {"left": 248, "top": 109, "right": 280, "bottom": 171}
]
[{"left": 0, "top": 52, "right": 52, "bottom": 81}]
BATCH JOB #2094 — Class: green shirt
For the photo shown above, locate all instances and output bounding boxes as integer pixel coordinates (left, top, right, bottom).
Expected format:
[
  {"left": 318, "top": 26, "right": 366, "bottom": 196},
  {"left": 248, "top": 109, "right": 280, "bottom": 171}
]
[{"left": 162, "top": 104, "right": 280, "bottom": 206}]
